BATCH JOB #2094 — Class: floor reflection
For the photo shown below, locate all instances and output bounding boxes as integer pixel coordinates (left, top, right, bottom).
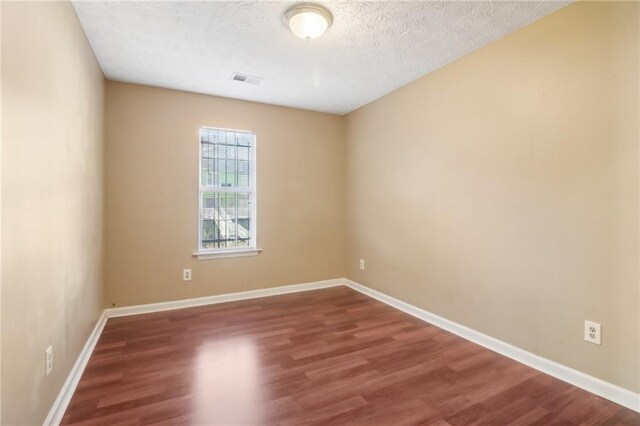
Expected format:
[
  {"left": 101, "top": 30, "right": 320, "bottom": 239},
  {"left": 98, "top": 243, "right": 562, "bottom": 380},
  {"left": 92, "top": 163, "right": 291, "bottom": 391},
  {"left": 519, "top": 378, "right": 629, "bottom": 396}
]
[{"left": 192, "top": 337, "right": 265, "bottom": 425}]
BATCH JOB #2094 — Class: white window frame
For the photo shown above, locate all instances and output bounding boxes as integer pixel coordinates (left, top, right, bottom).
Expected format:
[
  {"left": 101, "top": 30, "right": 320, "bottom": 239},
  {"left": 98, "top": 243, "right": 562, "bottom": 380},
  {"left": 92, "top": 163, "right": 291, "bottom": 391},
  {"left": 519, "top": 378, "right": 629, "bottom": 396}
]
[{"left": 194, "top": 126, "right": 260, "bottom": 260}]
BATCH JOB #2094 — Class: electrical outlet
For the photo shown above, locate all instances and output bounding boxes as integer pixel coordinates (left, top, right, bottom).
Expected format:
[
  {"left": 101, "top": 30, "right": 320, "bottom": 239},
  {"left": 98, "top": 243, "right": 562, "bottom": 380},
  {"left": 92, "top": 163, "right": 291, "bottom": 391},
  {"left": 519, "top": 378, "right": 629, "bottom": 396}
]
[
  {"left": 584, "top": 320, "right": 601, "bottom": 345},
  {"left": 183, "top": 269, "right": 192, "bottom": 281},
  {"left": 45, "top": 346, "right": 53, "bottom": 376},
  {"left": 359, "top": 259, "right": 365, "bottom": 271}
]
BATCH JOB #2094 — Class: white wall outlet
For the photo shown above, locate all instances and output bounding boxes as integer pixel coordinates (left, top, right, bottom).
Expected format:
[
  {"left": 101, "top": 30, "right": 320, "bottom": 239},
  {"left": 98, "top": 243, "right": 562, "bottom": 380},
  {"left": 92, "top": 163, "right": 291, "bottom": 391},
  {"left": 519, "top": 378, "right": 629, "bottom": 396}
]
[
  {"left": 183, "top": 269, "right": 192, "bottom": 281},
  {"left": 584, "top": 320, "right": 601, "bottom": 345},
  {"left": 45, "top": 346, "right": 53, "bottom": 376},
  {"left": 359, "top": 259, "right": 365, "bottom": 270}
]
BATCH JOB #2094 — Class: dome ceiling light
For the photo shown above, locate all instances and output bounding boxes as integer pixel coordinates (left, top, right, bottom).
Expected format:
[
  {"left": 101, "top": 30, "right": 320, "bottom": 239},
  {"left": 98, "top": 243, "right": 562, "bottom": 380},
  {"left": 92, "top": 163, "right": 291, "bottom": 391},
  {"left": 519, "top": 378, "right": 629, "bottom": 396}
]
[{"left": 283, "top": 3, "right": 333, "bottom": 42}]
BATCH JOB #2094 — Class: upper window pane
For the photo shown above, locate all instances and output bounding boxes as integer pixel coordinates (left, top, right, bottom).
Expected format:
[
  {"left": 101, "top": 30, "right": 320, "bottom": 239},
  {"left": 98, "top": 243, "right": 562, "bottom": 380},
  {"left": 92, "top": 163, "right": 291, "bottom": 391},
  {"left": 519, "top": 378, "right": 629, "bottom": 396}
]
[{"left": 200, "top": 128, "right": 253, "bottom": 188}]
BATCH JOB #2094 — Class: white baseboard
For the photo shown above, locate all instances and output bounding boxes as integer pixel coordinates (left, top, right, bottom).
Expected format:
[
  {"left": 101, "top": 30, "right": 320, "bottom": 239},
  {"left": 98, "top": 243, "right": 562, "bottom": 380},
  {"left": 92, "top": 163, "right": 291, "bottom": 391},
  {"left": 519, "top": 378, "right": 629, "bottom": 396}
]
[
  {"left": 344, "top": 279, "right": 640, "bottom": 413},
  {"left": 104, "top": 278, "right": 344, "bottom": 318},
  {"left": 43, "top": 311, "right": 108, "bottom": 426}
]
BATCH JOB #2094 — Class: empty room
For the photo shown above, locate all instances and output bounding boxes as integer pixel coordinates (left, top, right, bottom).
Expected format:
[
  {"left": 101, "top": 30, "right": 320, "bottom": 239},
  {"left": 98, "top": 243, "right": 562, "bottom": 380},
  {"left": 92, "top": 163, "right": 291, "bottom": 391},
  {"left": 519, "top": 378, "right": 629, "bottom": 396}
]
[{"left": 1, "top": 0, "right": 639, "bottom": 424}]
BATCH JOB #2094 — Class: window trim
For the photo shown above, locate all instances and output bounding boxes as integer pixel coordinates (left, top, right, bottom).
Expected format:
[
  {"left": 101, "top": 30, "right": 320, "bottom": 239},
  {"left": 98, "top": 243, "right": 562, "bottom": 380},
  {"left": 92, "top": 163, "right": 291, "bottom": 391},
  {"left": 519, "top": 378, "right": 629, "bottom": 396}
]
[
  {"left": 194, "top": 126, "right": 259, "bottom": 259},
  {"left": 193, "top": 247, "right": 263, "bottom": 260}
]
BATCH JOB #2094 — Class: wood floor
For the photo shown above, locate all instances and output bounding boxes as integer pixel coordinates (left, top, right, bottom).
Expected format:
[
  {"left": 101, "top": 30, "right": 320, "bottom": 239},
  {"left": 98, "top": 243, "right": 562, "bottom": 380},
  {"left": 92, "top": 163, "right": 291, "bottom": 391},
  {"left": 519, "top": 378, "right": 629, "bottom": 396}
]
[{"left": 62, "top": 287, "right": 639, "bottom": 425}]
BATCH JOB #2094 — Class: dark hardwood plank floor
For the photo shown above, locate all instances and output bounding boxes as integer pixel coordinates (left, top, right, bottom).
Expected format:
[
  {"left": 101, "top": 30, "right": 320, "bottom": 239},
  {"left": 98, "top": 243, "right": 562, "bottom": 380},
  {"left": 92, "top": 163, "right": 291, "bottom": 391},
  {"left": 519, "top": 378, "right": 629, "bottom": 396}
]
[{"left": 62, "top": 286, "right": 639, "bottom": 425}]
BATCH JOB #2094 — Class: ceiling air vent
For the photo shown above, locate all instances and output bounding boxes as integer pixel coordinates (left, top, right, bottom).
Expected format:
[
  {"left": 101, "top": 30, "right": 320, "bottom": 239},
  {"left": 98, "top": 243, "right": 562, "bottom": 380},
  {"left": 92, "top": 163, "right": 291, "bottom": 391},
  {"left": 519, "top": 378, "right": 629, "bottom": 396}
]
[{"left": 231, "top": 73, "right": 262, "bottom": 85}]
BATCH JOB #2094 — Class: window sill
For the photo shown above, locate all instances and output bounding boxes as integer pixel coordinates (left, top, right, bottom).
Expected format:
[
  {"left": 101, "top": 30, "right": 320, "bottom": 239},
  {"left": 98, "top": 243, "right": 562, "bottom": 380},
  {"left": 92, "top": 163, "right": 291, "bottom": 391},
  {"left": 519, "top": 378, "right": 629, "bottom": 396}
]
[{"left": 193, "top": 248, "right": 262, "bottom": 260}]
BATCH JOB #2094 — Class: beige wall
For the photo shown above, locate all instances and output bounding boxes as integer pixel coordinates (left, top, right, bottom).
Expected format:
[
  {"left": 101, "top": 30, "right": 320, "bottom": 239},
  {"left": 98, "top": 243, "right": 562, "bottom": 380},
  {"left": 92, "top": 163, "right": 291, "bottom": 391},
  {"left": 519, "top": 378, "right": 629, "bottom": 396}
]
[
  {"left": 1, "top": 2, "right": 105, "bottom": 424},
  {"left": 105, "top": 82, "right": 345, "bottom": 307},
  {"left": 345, "top": 1, "right": 639, "bottom": 392},
  {"left": 0, "top": 1, "right": 4, "bottom": 421},
  {"left": 0, "top": 2, "right": 3, "bottom": 421}
]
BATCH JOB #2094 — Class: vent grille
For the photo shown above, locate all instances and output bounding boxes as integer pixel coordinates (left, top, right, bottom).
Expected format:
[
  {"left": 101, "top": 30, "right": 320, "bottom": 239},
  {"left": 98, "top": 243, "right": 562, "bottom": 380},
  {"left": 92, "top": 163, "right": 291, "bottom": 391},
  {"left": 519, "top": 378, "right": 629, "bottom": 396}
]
[{"left": 231, "top": 73, "right": 262, "bottom": 85}]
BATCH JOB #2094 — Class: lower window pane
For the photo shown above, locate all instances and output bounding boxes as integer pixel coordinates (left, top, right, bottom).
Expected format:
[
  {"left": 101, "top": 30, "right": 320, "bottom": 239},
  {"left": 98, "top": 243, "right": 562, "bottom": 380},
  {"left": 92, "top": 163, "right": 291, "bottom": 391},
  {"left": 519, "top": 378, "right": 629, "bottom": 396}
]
[{"left": 201, "top": 191, "right": 251, "bottom": 250}]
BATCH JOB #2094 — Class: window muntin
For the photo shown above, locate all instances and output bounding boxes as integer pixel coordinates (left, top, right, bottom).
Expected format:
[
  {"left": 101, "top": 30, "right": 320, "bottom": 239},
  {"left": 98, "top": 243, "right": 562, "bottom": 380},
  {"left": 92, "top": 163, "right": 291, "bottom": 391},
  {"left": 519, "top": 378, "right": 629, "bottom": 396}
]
[{"left": 199, "top": 127, "right": 256, "bottom": 252}]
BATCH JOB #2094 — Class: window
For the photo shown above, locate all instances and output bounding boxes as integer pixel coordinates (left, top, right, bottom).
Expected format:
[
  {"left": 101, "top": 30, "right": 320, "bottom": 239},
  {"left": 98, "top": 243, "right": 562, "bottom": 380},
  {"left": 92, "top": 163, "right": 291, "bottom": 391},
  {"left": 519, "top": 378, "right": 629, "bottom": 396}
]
[{"left": 196, "top": 127, "right": 258, "bottom": 259}]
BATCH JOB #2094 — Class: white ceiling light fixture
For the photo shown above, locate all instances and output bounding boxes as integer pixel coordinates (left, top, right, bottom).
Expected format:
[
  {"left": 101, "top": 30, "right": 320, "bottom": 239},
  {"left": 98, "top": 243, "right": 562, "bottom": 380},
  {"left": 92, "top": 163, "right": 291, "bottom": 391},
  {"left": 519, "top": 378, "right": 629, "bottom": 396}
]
[{"left": 284, "top": 3, "right": 333, "bottom": 42}]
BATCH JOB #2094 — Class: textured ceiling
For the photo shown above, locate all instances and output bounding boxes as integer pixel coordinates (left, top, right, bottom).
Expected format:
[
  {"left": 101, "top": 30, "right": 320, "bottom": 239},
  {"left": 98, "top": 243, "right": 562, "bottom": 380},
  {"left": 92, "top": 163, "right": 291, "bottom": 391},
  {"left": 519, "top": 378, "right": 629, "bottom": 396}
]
[{"left": 72, "top": 1, "right": 569, "bottom": 115}]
